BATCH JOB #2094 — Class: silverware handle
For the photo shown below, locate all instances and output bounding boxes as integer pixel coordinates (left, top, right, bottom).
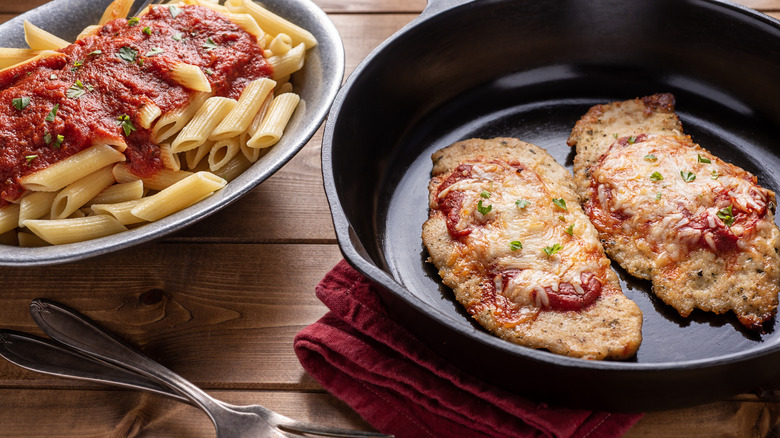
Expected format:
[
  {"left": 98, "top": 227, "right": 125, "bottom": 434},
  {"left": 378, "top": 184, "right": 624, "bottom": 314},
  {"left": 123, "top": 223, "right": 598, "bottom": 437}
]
[
  {"left": 0, "top": 330, "right": 190, "bottom": 403},
  {"left": 29, "top": 299, "right": 226, "bottom": 417}
]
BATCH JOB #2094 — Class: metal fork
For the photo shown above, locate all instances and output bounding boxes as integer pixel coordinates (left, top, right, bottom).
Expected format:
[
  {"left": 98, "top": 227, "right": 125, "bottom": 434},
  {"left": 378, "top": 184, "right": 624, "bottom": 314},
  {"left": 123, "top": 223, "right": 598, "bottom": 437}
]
[{"left": 10, "top": 299, "right": 391, "bottom": 438}]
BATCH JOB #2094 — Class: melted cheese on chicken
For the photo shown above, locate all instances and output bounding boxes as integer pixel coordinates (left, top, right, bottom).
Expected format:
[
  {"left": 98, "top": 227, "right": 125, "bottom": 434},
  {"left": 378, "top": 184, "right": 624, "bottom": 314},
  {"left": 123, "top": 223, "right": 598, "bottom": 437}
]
[
  {"left": 589, "top": 134, "right": 775, "bottom": 266},
  {"left": 438, "top": 160, "right": 608, "bottom": 308}
]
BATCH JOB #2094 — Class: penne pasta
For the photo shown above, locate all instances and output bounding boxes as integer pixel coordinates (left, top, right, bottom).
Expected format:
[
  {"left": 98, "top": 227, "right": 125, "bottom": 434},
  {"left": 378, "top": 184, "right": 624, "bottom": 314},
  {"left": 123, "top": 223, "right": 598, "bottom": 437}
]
[
  {"left": 171, "top": 97, "right": 237, "bottom": 152},
  {"left": 0, "top": 48, "right": 39, "bottom": 69},
  {"left": 210, "top": 78, "right": 275, "bottom": 141},
  {"left": 152, "top": 91, "right": 211, "bottom": 143},
  {"left": 213, "top": 155, "right": 252, "bottom": 182},
  {"left": 98, "top": 0, "right": 134, "bottom": 25},
  {"left": 21, "top": 144, "right": 126, "bottom": 192},
  {"left": 0, "top": 204, "right": 21, "bottom": 235},
  {"left": 112, "top": 163, "right": 192, "bottom": 191},
  {"left": 222, "top": 12, "right": 264, "bottom": 38},
  {"left": 50, "top": 166, "right": 116, "bottom": 219},
  {"left": 131, "top": 172, "right": 227, "bottom": 221},
  {"left": 76, "top": 25, "right": 101, "bottom": 41},
  {"left": 267, "top": 43, "right": 305, "bottom": 80},
  {"left": 23, "top": 20, "right": 70, "bottom": 51},
  {"left": 18, "top": 191, "right": 57, "bottom": 226},
  {"left": 90, "top": 199, "right": 147, "bottom": 225},
  {"left": 138, "top": 102, "right": 163, "bottom": 130},
  {"left": 87, "top": 180, "right": 144, "bottom": 206},
  {"left": 160, "top": 143, "right": 182, "bottom": 171},
  {"left": 0, "top": 49, "right": 65, "bottom": 74},
  {"left": 239, "top": 93, "right": 273, "bottom": 162},
  {"left": 247, "top": 92, "right": 300, "bottom": 149},
  {"left": 228, "top": 0, "right": 317, "bottom": 49},
  {"left": 17, "top": 231, "right": 47, "bottom": 247},
  {"left": 185, "top": 141, "right": 214, "bottom": 169},
  {"left": 170, "top": 62, "right": 212, "bottom": 93},
  {"left": 208, "top": 138, "right": 241, "bottom": 171},
  {"left": 24, "top": 215, "right": 128, "bottom": 245},
  {"left": 268, "top": 33, "right": 293, "bottom": 56}
]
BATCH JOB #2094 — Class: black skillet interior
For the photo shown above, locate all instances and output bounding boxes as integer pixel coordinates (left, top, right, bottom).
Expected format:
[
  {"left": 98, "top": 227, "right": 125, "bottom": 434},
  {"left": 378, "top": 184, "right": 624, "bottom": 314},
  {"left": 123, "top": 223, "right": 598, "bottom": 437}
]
[{"left": 324, "top": 0, "right": 780, "bottom": 411}]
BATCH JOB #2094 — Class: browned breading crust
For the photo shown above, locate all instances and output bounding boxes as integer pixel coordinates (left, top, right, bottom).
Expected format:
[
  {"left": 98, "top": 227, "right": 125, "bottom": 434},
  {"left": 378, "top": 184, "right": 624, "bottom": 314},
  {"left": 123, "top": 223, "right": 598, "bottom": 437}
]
[
  {"left": 567, "top": 94, "right": 780, "bottom": 330},
  {"left": 422, "top": 137, "right": 643, "bottom": 359}
]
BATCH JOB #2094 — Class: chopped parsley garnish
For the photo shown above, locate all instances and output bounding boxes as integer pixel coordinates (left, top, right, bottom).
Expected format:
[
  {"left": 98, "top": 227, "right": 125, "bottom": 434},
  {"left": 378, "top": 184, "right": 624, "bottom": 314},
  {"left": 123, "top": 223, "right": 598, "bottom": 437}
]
[
  {"left": 49, "top": 74, "right": 57, "bottom": 80},
  {"left": 476, "top": 199, "right": 492, "bottom": 215},
  {"left": 71, "top": 59, "right": 83, "bottom": 71},
  {"left": 627, "top": 136, "right": 637, "bottom": 144},
  {"left": 172, "top": 32, "right": 183, "bottom": 41},
  {"left": 143, "top": 26, "right": 152, "bottom": 36},
  {"left": 717, "top": 205, "right": 735, "bottom": 227},
  {"left": 510, "top": 241, "right": 523, "bottom": 251},
  {"left": 552, "top": 198, "right": 567, "bottom": 211},
  {"left": 479, "top": 190, "right": 490, "bottom": 199},
  {"left": 87, "top": 50, "right": 102, "bottom": 56},
  {"left": 127, "top": 17, "right": 140, "bottom": 27},
  {"left": 145, "top": 47, "right": 165, "bottom": 57},
  {"left": 66, "top": 80, "right": 87, "bottom": 99},
  {"left": 45, "top": 104, "right": 59, "bottom": 122},
  {"left": 644, "top": 154, "right": 658, "bottom": 162},
  {"left": 711, "top": 170, "right": 720, "bottom": 180},
  {"left": 12, "top": 96, "right": 30, "bottom": 110},
  {"left": 117, "top": 46, "right": 138, "bottom": 62},
  {"left": 515, "top": 199, "right": 530, "bottom": 209},
  {"left": 169, "top": 5, "right": 182, "bottom": 18},
  {"left": 53, "top": 134, "right": 64, "bottom": 148},
  {"left": 565, "top": 224, "right": 574, "bottom": 235},
  {"left": 204, "top": 67, "right": 214, "bottom": 75},
  {"left": 44, "top": 132, "right": 51, "bottom": 144},
  {"left": 25, "top": 155, "right": 37, "bottom": 164},
  {"left": 650, "top": 171, "right": 664, "bottom": 181},
  {"left": 203, "top": 37, "right": 218, "bottom": 51},
  {"left": 613, "top": 133, "right": 619, "bottom": 138},
  {"left": 656, "top": 192, "right": 662, "bottom": 200},
  {"left": 544, "top": 243, "right": 562, "bottom": 257},
  {"left": 697, "top": 154, "right": 711, "bottom": 164},
  {"left": 116, "top": 114, "right": 136, "bottom": 136},
  {"left": 680, "top": 171, "right": 696, "bottom": 183}
]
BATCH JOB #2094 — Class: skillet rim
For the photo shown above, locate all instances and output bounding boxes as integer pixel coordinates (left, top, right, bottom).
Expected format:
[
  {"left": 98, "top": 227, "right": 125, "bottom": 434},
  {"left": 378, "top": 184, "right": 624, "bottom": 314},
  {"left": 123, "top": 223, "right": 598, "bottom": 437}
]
[{"left": 321, "top": 0, "right": 780, "bottom": 376}]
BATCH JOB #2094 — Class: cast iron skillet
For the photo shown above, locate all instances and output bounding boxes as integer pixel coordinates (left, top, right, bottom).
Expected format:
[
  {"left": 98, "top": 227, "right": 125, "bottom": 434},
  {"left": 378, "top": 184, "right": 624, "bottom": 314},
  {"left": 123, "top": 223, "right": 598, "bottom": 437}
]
[
  {"left": 0, "top": 0, "right": 344, "bottom": 266},
  {"left": 322, "top": 0, "right": 780, "bottom": 412}
]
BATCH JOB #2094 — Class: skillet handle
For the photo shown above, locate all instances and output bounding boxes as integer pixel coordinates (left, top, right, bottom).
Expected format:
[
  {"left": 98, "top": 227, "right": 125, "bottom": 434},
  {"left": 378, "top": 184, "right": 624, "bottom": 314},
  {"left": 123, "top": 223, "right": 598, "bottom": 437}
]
[{"left": 420, "top": 0, "right": 473, "bottom": 19}]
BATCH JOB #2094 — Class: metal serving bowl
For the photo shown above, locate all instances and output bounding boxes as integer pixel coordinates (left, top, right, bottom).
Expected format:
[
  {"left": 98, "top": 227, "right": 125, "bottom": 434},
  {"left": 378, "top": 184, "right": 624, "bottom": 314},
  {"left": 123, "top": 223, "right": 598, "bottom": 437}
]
[{"left": 0, "top": 0, "right": 344, "bottom": 266}]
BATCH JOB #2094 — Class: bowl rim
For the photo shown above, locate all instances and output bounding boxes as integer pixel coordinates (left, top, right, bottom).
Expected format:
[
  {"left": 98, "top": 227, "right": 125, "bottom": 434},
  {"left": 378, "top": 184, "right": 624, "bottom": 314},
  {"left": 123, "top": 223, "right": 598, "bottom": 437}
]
[{"left": 0, "top": 0, "right": 345, "bottom": 266}]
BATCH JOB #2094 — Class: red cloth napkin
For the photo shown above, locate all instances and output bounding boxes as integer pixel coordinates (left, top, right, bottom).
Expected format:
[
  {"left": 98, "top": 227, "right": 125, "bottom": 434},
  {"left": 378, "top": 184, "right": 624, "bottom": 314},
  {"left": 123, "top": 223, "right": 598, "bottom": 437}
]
[{"left": 294, "top": 260, "right": 642, "bottom": 438}]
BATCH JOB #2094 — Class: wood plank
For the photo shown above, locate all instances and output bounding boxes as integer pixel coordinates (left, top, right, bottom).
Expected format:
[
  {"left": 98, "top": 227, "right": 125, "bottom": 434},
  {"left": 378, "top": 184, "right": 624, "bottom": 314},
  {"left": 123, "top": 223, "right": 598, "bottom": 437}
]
[
  {"left": 0, "top": 1, "right": 48, "bottom": 14},
  {"left": 626, "top": 400, "right": 780, "bottom": 437},
  {"left": 0, "top": 387, "right": 778, "bottom": 437},
  {"left": 737, "top": 0, "right": 780, "bottom": 9},
  {"left": 0, "top": 243, "right": 343, "bottom": 388},
  {"left": 0, "top": 389, "right": 375, "bottom": 437},
  {"left": 0, "top": 14, "right": 15, "bottom": 24},
  {"left": 314, "top": 0, "right": 425, "bottom": 13}
]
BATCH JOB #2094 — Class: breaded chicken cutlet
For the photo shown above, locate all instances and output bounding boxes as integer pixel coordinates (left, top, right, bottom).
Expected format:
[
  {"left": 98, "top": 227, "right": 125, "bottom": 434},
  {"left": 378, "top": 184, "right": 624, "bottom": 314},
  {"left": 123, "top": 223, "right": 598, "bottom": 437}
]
[
  {"left": 567, "top": 93, "right": 780, "bottom": 330},
  {"left": 422, "top": 137, "right": 643, "bottom": 359}
]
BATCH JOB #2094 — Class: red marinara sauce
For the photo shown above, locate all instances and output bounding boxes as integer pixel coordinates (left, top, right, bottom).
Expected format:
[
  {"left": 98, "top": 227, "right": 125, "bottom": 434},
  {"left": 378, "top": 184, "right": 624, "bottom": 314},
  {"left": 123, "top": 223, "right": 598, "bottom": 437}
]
[{"left": 0, "top": 5, "right": 272, "bottom": 205}]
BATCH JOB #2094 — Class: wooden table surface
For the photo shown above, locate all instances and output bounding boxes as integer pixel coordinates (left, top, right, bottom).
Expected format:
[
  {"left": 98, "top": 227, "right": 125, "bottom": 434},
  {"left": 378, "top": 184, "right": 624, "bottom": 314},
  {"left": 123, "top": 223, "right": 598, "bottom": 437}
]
[{"left": 1, "top": 0, "right": 780, "bottom": 436}]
